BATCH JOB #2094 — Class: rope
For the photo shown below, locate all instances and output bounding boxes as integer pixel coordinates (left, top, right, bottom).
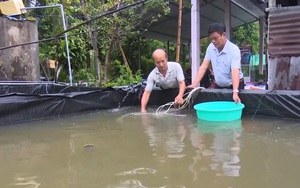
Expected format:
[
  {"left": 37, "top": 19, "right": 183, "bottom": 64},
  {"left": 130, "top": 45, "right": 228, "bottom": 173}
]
[{"left": 155, "top": 87, "right": 205, "bottom": 115}]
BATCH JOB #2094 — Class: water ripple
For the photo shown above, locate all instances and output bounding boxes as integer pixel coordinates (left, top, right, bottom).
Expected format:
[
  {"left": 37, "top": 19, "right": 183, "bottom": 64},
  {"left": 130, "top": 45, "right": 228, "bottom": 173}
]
[
  {"left": 108, "top": 179, "right": 147, "bottom": 188},
  {"left": 116, "top": 167, "right": 157, "bottom": 176},
  {"left": 12, "top": 175, "right": 41, "bottom": 188}
]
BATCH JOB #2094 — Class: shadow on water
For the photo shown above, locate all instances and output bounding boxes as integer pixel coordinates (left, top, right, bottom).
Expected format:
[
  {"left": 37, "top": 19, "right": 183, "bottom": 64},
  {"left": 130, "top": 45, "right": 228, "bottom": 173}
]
[
  {"left": 195, "top": 119, "right": 242, "bottom": 134},
  {"left": 189, "top": 119, "right": 243, "bottom": 180}
]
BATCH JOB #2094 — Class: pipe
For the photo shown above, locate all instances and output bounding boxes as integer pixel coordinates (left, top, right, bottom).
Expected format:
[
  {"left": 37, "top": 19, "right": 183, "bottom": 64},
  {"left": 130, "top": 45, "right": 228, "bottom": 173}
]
[
  {"left": 59, "top": 4, "right": 73, "bottom": 86},
  {"left": 191, "top": 0, "right": 200, "bottom": 85}
]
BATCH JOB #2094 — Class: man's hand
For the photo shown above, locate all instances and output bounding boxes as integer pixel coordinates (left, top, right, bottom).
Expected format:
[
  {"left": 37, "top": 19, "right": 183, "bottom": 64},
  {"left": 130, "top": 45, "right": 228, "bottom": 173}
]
[
  {"left": 174, "top": 95, "right": 184, "bottom": 105},
  {"left": 187, "top": 84, "right": 195, "bottom": 89},
  {"left": 233, "top": 92, "right": 241, "bottom": 103},
  {"left": 141, "top": 90, "right": 151, "bottom": 113}
]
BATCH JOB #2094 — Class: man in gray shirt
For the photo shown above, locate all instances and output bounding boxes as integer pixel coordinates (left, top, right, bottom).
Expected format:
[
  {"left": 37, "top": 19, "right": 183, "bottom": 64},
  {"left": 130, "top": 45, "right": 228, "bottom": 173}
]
[
  {"left": 141, "top": 49, "right": 186, "bottom": 112},
  {"left": 188, "top": 23, "right": 244, "bottom": 103}
]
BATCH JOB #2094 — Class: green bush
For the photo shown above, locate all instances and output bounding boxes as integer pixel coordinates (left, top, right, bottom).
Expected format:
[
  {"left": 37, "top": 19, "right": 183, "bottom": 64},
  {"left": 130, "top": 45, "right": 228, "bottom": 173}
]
[
  {"left": 73, "top": 68, "right": 97, "bottom": 84},
  {"left": 103, "top": 60, "right": 143, "bottom": 87}
]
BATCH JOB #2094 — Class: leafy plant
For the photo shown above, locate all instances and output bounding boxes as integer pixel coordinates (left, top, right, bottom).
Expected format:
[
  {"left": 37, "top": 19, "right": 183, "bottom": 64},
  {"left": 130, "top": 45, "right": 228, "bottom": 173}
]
[
  {"left": 103, "top": 60, "right": 142, "bottom": 87},
  {"left": 73, "top": 68, "right": 96, "bottom": 83},
  {"left": 231, "top": 21, "right": 260, "bottom": 53}
]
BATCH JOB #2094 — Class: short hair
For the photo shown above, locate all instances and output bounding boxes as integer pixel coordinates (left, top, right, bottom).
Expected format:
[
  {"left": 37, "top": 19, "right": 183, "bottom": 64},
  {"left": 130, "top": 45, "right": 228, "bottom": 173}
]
[{"left": 208, "top": 23, "right": 226, "bottom": 35}]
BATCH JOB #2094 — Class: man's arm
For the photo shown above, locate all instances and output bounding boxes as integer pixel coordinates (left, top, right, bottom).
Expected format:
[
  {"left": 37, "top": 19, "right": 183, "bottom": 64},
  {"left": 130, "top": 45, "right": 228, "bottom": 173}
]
[
  {"left": 178, "top": 80, "right": 186, "bottom": 98},
  {"left": 141, "top": 71, "right": 155, "bottom": 112},
  {"left": 231, "top": 68, "right": 240, "bottom": 91},
  {"left": 189, "top": 59, "right": 210, "bottom": 88},
  {"left": 141, "top": 90, "right": 151, "bottom": 113},
  {"left": 175, "top": 80, "right": 186, "bottom": 105},
  {"left": 231, "top": 45, "right": 242, "bottom": 103},
  {"left": 232, "top": 68, "right": 241, "bottom": 103}
]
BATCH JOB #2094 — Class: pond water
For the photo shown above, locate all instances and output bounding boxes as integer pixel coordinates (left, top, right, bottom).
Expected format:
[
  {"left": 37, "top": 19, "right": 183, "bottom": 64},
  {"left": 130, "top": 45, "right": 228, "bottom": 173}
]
[{"left": 0, "top": 107, "right": 300, "bottom": 188}]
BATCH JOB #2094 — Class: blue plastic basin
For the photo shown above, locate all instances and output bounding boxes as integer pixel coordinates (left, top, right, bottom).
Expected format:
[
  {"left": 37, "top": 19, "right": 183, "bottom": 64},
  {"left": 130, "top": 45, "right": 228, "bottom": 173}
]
[{"left": 194, "top": 101, "right": 245, "bottom": 122}]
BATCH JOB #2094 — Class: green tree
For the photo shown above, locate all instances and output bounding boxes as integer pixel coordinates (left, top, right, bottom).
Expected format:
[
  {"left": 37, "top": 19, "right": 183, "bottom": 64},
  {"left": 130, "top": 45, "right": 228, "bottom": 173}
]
[
  {"left": 231, "top": 21, "right": 260, "bottom": 53},
  {"left": 35, "top": 0, "right": 171, "bottom": 86}
]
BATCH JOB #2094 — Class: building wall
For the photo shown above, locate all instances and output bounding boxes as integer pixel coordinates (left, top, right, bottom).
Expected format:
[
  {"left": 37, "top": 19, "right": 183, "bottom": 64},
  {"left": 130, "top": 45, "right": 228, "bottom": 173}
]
[
  {"left": 0, "top": 17, "right": 40, "bottom": 81},
  {"left": 268, "top": 57, "right": 300, "bottom": 90},
  {"left": 268, "top": 6, "right": 300, "bottom": 90}
]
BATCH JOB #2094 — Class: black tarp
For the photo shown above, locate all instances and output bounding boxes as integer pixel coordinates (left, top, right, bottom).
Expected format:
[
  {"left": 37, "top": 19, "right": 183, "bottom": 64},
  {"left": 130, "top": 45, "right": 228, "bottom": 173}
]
[
  {"left": 0, "top": 84, "right": 139, "bottom": 126},
  {"left": 192, "top": 89, "right": 300, "bottom": 119},
  {"left": 0, "top": 83, "right": 103, "bottom": 94},
  {"left": 0, "top": 83, "right": 299, "bottom": 125},
  {"left": 148, "top": 88, "right": 300, "bottom": 119}
]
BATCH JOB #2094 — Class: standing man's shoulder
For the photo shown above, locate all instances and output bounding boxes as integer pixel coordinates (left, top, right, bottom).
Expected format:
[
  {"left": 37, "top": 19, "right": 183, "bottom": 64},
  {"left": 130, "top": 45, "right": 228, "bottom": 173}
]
[
  {"left": 207, "top": 42, "right": 215, "bottom": 49},
  {"left": 228, "top": 40, "right": 240, "bottom": 52}
]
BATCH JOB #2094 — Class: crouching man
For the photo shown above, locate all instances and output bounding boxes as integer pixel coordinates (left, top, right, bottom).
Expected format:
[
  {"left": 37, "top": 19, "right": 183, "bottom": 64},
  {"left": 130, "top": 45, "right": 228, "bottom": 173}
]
[{"left": 141, "top": 49, "right": 186, "bottom": 113}]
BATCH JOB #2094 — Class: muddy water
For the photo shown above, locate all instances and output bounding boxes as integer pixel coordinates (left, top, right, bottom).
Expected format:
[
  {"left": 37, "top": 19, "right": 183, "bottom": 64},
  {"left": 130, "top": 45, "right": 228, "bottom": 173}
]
[{"left": 0, "top": 107, "right": 299, "bottom": 188}]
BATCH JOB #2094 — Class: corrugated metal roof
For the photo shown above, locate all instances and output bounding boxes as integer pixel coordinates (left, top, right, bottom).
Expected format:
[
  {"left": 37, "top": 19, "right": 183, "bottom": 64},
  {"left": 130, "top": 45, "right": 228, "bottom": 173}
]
[{"left": 268, "top": 6, "right": 300, "bottom": 57}]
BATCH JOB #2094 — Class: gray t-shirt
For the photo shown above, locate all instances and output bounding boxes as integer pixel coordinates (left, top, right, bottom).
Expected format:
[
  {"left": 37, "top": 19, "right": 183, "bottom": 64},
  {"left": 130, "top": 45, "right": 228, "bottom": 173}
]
[
  {"left": 205, "top": 40, "right": 243, "bottom": 87},
  {"left": 145, "top": 61, "right": 185, "bottom": 91}
]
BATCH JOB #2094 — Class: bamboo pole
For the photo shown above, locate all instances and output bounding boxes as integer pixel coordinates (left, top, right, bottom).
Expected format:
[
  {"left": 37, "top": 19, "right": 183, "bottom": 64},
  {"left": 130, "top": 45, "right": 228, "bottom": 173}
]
[{"left": 176, "top": 0, "right": 183, "bottom": 63}]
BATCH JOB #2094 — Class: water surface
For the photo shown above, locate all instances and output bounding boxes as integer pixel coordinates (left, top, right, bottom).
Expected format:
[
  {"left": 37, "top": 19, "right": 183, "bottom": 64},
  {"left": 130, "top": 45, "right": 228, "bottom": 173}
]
[{"left": 0, "top": 107, "right": 300, "bottom": 188}]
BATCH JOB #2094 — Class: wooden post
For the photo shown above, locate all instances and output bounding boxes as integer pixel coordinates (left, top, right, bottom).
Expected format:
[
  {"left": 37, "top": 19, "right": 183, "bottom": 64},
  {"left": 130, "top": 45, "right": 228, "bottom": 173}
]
[
  {"left": 166, "top": 41, "right": 170, "bottom": 58},
  {"left": 176, "top": 0, "right": 183, "bottom": 63},
  {"left": 138, "top": 36, "right": 141, "bottom": 70}
]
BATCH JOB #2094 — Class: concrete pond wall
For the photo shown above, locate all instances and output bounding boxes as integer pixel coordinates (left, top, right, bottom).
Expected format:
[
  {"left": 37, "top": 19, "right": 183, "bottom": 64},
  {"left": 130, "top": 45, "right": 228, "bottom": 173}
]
[{"left": 0, "top": 17, "right": 40, "bottom": 81}]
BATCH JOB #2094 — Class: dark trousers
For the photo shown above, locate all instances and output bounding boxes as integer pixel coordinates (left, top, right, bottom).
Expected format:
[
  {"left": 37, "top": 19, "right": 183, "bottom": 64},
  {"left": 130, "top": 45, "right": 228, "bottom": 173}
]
[{"left": 214, "top": 78, "right": 245, "bottom": 90}]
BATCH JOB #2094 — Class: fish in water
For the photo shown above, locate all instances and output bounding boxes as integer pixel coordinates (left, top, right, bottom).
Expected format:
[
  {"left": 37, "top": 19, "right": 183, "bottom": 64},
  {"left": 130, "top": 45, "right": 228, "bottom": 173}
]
[{"left": 84, "top": 144, "right": 94, "bottom": 148}]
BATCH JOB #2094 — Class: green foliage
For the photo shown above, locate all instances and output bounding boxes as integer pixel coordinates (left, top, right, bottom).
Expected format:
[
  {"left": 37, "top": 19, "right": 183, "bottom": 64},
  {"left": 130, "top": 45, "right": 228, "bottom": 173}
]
[
  {"left": 33, "top": 0, "right": 262, "bottom": 86},
  {"left": 140, "top": 56, "right": 155, "bottom": 77},
  {"left": 57, "top": 70, "right": 70, "bottom": 82},
  {"left": 103, "top": 60, "right": 143, "bottom": 87},
  {"left": 30, "top": 1, "right": 92, "bottom": 82},
  {"left": 200, "top": 38, "right": 210, "bottom": 60},
  {"left": 73, "top": 68, "right": 97, "bottom": 83},
  {"left": 254, "top": 69, "right": 265, "bottom": 81},
  {"left": 34, "top": 0, "right": 171, "bottom": 84},
  {"left": 118, "top": 37, "right": 165, "bottom": 71},
  {"left": 25, "top": 16, "right": 36, "bottom": 22},
  {"left": 231, "top": 21, "right": 260, "bottom": 53}
]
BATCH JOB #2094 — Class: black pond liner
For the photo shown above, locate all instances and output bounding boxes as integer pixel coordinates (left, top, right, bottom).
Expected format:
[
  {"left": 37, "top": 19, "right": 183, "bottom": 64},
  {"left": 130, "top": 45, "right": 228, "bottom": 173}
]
[{"left": 0, "top": 82, "right": 299, "bottom": 126}]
